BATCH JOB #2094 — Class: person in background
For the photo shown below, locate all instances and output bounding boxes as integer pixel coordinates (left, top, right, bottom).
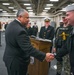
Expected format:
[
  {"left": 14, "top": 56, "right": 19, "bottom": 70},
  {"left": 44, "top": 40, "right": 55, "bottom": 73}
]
[
  {"left": 53, "top": 17, "right": 72, "bottom": 75},
  {"left": 32, "top": 22, "right": 38, "bottom": 36},
  {"left": 39, "top": 17, "right": 55, "bottom": 67},
  {"left": 4, "top": 22, "right": 8, "bottom": 29},
  {"left": 0, "top": 22, "right": 2, "bottom": 46},
  {"left": 2, "top": 22, "right": 5, "bottom": 31},
  {"left": 55, "top": 4, "right": 74, "bottom": 75},
  {"left": 59, "top": 20, "right": 63, "bottom": 27},
  {"left": 3, "top": 9, "right": 54, "bottom": 75},
  {"left": 39, "top": 17, "right": 54, "bottom": 40},
  {"left": 26, "top": 22, "right": 32, "bottom": 36}
]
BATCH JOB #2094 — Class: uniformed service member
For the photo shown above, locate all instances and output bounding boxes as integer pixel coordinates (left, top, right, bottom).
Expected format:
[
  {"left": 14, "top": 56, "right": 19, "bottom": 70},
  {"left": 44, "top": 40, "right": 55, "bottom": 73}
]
[
  {"left": 55, "top": 4, "right": 74, "bottom": 75},
  {"left": 32, "top": 22, "right": 38, "bottom": 36},
  {"left": 39, "top": 17, "right": 54, "bottom": 40},
  {"left": 53, "top": 18, "right": 72, "bottom": 75},
  {"left": 39, "top": 17, "right": 55, "bottom": 67},
  {"left": 26, "top": 22, "right": 32, "bottom": 36}
]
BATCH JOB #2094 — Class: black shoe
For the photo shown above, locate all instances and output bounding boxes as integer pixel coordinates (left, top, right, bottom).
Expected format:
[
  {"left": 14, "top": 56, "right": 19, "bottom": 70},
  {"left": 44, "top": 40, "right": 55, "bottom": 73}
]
[{"left": 56, "top": 72, "right": 61, "bottom": 75}]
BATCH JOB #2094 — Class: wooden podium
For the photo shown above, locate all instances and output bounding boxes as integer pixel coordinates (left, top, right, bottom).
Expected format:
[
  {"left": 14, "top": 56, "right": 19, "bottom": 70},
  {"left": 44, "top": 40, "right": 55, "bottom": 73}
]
[{"left": 28, "top": 38, "right": 52, "bottom": 75}]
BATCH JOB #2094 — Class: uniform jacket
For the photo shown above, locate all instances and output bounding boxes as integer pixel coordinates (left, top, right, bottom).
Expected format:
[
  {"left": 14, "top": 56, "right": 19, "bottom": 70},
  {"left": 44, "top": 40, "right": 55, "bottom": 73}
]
[
  {"left": 32, "top": 25, "right": 38, "bottom": 36},
  {"left": 26, "top": 27, "right": 32, "bottom": 36},
  {"left": 55, "top": 26, "right": 74, "bottom": 72},
  {"left": 39, "top": 25, "right": 54, "bottom": 40},
  {"left": 54, "top": 25, "right": 72, "bottom": 48},
  {"left": 3, "top": 19, "right": 46, "bottom": 69}
]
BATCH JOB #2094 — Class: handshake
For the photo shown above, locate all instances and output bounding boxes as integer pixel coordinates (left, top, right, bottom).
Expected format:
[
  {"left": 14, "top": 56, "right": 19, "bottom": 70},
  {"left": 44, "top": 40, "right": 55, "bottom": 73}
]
[{"left": 45, "top": 53, "right": 55, "bottom": 62}]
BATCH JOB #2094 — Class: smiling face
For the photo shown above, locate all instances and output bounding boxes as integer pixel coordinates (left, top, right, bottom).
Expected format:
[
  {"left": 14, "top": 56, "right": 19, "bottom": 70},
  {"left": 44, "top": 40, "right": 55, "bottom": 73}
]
[
  {"left": 63, "top": 18, "right": 68, "bottom": 24},
  {"left": 66, "top": 11, "right": 74, "bottom": 26}
]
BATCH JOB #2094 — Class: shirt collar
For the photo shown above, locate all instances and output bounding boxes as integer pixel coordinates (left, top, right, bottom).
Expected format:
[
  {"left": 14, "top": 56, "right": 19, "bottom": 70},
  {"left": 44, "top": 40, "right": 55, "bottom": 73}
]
[{"left": 15, "top": 19, "right": 21, "bottom": 23}]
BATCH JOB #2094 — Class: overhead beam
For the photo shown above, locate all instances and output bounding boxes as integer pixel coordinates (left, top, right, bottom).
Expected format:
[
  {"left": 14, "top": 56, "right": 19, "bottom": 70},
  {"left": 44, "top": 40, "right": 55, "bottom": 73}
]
[
  {"left": 30, "top": 0, "right": 38, "bottom": 15},
  {"left": 37, "top": 0, "right": 47, "bottom": 14},
  {"left": 71, "top": 0, "right": 74, "bottom": 2},
  {"left": 12, "top": 0, "right": 22, "bottom": 9},
  {"left": 37, "top": 0, "right": 40, "bottom": 15},
  {"left": 52, "top": 0, "right": 68, "bottom": 13},
  {"left": 0, "top": 4, "right": 12, "bottom": 13}
]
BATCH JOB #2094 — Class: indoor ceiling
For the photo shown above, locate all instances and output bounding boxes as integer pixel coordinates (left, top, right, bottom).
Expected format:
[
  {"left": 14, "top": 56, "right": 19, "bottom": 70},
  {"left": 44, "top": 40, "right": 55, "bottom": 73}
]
[{"left": 0, "top": 0, "right": 74, "bottom": 15}]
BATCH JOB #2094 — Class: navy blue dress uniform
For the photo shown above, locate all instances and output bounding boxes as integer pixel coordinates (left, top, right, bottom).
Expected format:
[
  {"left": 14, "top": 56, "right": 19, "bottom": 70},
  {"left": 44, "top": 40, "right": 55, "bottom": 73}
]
[
  {"left": 32, "top": 23, "right": 38, "bottom": 36},
  {"left": 39, "top": 26, "right": 54, "bottom": 40},
  {"left": 39, "top": 18, "right": 54, "bottom": 40},
  {"left": 39, "top": 17, "right": 54, "bottom": 67},
  {"left": 26, "top": 27, "right": 32, "bottom": 36}
]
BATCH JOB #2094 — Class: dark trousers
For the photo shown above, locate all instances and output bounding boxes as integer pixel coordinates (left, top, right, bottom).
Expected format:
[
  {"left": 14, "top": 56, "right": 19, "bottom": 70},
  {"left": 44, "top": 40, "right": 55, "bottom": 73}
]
[
  {"left": 6, "top": 60, "right": 28, "bottom": 75},
  {"left": 7, "top": 67, "right": 27, "bottom": 75},
  {"left": 71, "top": 69, "right": 74, "bottom": 75}
]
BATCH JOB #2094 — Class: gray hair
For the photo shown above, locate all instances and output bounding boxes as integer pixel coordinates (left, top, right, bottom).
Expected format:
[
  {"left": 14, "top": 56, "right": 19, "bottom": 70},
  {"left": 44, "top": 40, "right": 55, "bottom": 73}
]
[{"left": 16, "top": 9, "right": 28, "bottom": 17}]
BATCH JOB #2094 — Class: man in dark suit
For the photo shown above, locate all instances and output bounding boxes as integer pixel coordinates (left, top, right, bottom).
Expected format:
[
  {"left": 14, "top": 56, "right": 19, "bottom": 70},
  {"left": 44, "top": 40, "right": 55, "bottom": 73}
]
[
  {"left": 39, "top": 17, "right": 54, "bottom": 40},
  {"left": 3, "top": 9, "right": 54, "bottom": 75}
]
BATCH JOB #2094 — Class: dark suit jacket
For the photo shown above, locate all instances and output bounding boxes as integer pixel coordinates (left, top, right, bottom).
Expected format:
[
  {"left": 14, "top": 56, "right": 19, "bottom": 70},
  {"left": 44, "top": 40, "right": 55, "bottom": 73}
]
[
  {"left": 3, "top": 20, "right": 45, "bottom": 69},
  {"left": 26, "top": 27, "right": 32, "bottom": 36},
  {"left": 32, "top": 25, "right": 38, "bottom": 36},
  {"left": 39, "top": 26, "right": 54, "bottom": 40}
]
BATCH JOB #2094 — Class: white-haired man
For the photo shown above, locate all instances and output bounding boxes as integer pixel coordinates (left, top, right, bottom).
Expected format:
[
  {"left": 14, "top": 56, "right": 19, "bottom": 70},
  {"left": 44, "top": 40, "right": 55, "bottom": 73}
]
[{"left": 3, "top": 9, "right": 54, "bottom": 75}]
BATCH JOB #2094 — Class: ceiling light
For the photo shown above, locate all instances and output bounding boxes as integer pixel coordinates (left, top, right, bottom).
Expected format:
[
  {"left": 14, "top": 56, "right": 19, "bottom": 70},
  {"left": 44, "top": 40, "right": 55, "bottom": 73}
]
[
  {"left": 29, "top": 12, "right": 35, "bottom": 16},
  {"left": 2, "top": 11, "right": 7, "bottom": 13},
  {"left": 8, "top": 7, "right": 14, "bottom": 9},
  {"left": 0, "top": 9, "right": 3, "bottom": 11},
  {"left": 24, "top": 4, "right": 31, "bottom": 6},
  {"left": 45, "top": 7, "right": 50, "bottom": 10},
  {"left": 13, "top": 9, "right": 17, "bottom": 11},
  {"left": 28, "top": 10, "right": 33, "bottom": 11},
  {"left": 43, "top": 10, "right": 48, "bottom": 12},
  {"left": 60, "top": 8, "right": 66, "bottom": 11},
  {"left": 72, "top": 3, "right": 74, "bottom": 5},
  {"left": 46, "top": 4, "right": 53, "bottom": 6},
  {"left": 2, "top": 3, "right": 10, "bottom": 5},
  {"left": 26, "top": 7, "right": 32, "bottom": 9},
  {"left": 50, "top": 0, "right": 59, "bottom": 2}
]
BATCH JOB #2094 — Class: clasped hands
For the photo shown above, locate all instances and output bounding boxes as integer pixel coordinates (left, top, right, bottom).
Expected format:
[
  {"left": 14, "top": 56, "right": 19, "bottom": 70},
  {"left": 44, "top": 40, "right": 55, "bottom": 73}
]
[{"left": 45, "top": 53, "right": 54, "bottom": 62}]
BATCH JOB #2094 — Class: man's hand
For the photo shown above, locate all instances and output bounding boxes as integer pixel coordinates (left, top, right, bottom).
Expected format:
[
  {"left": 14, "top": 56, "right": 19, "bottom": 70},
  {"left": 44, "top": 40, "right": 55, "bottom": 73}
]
[{"left": 45, "top": 53, "right": 54, "bottom": 62}]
